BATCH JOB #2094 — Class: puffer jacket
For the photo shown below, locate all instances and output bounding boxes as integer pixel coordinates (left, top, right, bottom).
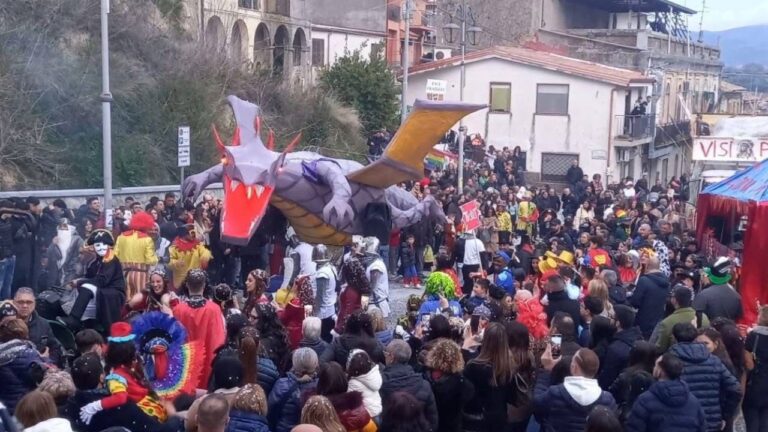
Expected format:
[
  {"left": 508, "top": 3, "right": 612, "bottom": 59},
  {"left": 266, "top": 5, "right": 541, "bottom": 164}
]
[
  {"left": 533, "top": 372, "right": 617, "bottom": 432},
  {"left": 227, "top": 410, "right": 271, "bottom": 432},
  {"left": 669, "top": 342, "right": 741, "bottom": 431},
  {"left": 328, "top": 391, "right": 377, "bottom": 432},
  {"left": 268, "top": 372, "right": 318, "bottom": 432},
  {"left": 321, "top": 333, "right": 385, "bottom": 365},
  {"left": 348, "top": 364, "right": 383, "bottom": 417},
  {"left": 629, "top": 272, "right": 671, "bottom": 338},
  {"left": 598, "top": 326, "right": 644, "bottom": 390},
  {"left": 0, "top": 339, "right": 47, "bottom": 412},
  {"left": 258, "top": 356, "right": 280, "bottom": 396},
  {"left": 625, "top": 379, "right": 707, "bottom": 432}
]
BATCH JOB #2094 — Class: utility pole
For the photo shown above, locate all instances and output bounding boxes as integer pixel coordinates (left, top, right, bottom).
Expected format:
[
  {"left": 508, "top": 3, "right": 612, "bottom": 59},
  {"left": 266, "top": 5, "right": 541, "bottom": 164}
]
[
  {"left": 100, "top": 0, "right": 113, "bottom": 226},
  {"left": 458, "top": 0, "right": 467, "bottom": 191},
  {"left": 401, "top": 0, "right": 411, "bottom": 125}
]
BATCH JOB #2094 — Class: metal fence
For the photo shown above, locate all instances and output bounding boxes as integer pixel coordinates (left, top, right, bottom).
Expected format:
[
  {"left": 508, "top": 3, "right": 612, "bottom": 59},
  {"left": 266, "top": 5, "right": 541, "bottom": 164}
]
[{"left": 614, "top": 114, "right": 655, "bottom": 140}]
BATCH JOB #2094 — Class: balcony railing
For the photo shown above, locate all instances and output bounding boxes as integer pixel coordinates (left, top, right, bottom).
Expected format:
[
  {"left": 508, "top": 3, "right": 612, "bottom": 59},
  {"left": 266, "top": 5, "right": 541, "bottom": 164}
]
[{"left": 614, "top": 114, "right": 655, "bottom": 141}]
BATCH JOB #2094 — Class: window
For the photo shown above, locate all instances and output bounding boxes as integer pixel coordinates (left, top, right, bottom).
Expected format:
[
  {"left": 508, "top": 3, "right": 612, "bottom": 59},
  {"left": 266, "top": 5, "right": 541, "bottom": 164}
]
[
  {"left": 536, "top": 84, "right": 569, "bottom": 115},
  {"left": 312, "top": 39, "right": 325, "bottom": 67},
  {"left": 489, "top": 83, "right": 511, "bottom": 113},
  {"left": 238, "top": 0, "right": 257, "bottom": 9}
]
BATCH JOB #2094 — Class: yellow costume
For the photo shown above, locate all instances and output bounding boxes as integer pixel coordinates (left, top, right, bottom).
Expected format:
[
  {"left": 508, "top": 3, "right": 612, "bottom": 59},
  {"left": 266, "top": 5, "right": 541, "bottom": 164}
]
[
  {"left": 516, "top": 200, "right": 537, "bottom": 236},
  {"left": 114, "top": 229, "right": 158, "bottom": 300},
  {"left": 169, "top": 239, "right": 212, "bottom": 289}
]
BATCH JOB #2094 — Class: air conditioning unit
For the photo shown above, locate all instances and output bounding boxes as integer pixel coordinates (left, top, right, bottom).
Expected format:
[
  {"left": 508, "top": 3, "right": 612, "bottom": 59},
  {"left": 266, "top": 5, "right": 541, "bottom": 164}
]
[{"left": 433, "top": 48, "right": 453, "bottom": 60}]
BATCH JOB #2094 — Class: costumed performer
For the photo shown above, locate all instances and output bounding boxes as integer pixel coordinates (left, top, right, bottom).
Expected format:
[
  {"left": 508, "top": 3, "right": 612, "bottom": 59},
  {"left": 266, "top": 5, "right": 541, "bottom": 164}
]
[
  {"left": 169, "top": 224, "right": 212, "bottom": 290},
  {"left": 312, "top": 244, "right": 338, "bottom": 343},
  {"left": 277, "top": 274, "right": 314, "bottom": 350},
  {"left": 243, "top": 269, "right": 270, "bottom": 319},
  {"left": 364, "top": 236, "right": 390, "bottom": 318},
  {"left": 418, "top": 271, "right": 461, "bottom": 320},
  {"left": 335, "top": 244, "right": 371, "bottom": 334},
  {"left": 114, "top": 212, "right": 158, "bottom": 300},
  {"left": 126, "top": 266, "right": 175, "bottom": 315}
]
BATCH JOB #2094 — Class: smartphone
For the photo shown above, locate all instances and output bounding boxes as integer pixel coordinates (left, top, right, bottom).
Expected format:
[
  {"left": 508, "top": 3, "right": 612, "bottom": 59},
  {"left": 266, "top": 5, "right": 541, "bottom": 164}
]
[
  {"left": 421, "top": 314, "right": 432, "bottom": 332},
  {"left": 470, "top": 315, "right": 480, "bottom": 335},
  {"left": 551, "top": 334, "right": 563, "bottom": 358}
]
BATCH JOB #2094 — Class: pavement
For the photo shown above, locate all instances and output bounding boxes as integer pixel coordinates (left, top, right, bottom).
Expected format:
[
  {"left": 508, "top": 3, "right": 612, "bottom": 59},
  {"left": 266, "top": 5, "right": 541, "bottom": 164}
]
[{"left": 385, "top": 276, "right": 426, "bottom": 325}]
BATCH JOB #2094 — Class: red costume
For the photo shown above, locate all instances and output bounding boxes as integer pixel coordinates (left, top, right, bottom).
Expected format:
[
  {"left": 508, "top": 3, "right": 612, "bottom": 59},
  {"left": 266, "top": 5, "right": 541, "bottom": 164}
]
[
  {"left": 173, "top": 297, "right": 225, "bottom": 389},
  {"left": 279, "top": 300, "right": 305, "bottom": 350}
]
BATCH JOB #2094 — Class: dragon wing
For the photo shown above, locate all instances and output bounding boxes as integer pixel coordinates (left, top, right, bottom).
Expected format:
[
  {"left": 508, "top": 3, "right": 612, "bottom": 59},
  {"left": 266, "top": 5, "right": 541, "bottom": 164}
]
[{"left": 347, "top": 100, "right": 486, "bottom": 188}]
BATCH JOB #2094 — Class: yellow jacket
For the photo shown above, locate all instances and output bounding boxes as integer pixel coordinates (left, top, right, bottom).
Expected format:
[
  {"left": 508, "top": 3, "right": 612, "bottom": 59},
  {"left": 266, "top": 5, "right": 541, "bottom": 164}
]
[
  {"left": 497, "top": 211, "right": 512, "bottom": 232},
  {"left": 169, "top": 241, "right": 212, "bottom": 288},
  {"left": 114, "top": 232, "right": 158, "bottom": 266}
]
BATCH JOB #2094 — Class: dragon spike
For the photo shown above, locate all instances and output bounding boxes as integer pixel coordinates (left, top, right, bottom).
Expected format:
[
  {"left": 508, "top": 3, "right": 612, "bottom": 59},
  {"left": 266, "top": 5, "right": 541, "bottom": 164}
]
[
  {"left": 254, "top": 116, "right": 261, "bottom": 136},
  {"left": 232, "top": 127, "right": 241, "bottom": 146},
  {"left": 211, "top": 123, "right": 226, "bottom": 153},
  {"left": 267, "top": 129, "right": 275, "bottom": 151},
  {"left": 283, "top": 133, "right": 302, "bottom": 154}
]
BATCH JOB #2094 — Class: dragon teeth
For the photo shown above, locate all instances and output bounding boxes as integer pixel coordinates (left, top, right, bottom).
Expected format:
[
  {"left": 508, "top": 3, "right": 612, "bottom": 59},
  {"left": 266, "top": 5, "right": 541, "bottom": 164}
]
[
  {"left": 254, "top": 184, "right": 264, "bottom": 197},
  {"left": 230, "top": 179, "right": 241, "bottom": 192},
  {"left": 246, "top": 186, "right": 253, "bottom": 199}
]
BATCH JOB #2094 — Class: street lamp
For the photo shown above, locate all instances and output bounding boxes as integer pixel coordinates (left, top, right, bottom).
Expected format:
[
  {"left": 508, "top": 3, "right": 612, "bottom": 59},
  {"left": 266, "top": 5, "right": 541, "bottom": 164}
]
[
  {"left": 100, "top": 0, "right": 113, "bottom": 227},
  {"left": 442, "top": 1, "right": 481, "bottom": 191}
]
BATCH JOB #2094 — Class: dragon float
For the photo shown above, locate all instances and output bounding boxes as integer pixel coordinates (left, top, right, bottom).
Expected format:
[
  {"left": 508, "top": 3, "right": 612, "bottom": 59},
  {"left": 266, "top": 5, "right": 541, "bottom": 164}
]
[{"left": 183, "top": 96, "right": 484, "bottom": 246}]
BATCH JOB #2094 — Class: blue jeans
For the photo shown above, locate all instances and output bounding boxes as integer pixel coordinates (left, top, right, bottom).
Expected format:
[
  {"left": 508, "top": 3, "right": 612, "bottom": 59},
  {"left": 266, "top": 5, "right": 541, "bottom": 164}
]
[
  {"left": 0, "top": 255, "right": 16, "bottom": 300},
  {"left": 378, "top": 246, "right": 389, "bottom": 274},
  {"left": 404, "top": 265, "right": 418, "bottom": 278}
]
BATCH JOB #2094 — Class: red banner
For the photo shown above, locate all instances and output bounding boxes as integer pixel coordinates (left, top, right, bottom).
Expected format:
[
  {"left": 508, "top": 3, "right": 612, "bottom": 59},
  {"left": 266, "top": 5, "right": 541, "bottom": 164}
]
[{"left": 460, "top": 200, "right": 482, "bottom": 232}]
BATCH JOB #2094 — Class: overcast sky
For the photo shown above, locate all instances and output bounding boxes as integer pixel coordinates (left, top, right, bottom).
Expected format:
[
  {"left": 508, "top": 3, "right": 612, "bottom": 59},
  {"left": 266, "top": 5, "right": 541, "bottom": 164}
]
[{"left": 679, "top": 0, "right": 768, "bottom": 31}]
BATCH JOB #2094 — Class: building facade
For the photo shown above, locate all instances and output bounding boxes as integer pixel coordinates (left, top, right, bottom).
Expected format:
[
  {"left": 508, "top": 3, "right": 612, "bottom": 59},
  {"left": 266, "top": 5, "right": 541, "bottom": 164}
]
[
  {"left": 404, "top": 47, "right": 653, "bottom": 182},
  {"left": 183, "top": 0, "right": 386, "bottom": 85}
]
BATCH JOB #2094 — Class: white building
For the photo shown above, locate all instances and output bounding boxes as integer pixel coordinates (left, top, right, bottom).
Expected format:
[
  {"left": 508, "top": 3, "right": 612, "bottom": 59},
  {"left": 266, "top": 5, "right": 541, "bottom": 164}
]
[{"left": 404, "top": 46, "right": 654, "bottom": 183}]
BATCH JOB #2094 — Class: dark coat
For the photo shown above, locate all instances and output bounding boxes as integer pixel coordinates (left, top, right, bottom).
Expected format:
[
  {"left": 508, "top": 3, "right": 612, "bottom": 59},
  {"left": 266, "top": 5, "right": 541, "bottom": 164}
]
[
  {"left": 227, "top": 410, "right": 271, "bottom": 432},
  {"left": 625, "top": 380, "right": 707, "bottom": 432},
  {"left": 561, "top": 194, "right": 579, "bottom": 218},
  {"left": 745, "top": 328, "right": 768, "bottom": 408},
  {"left": 533, "top": 371, "right": 617, "bottom": 432},
  {"left": 427, "top": 370, "right": 475, "bottom": 432},
  {"left": 210, "top": 347, "right": 279, "bottom": 396},
  {"left": 609, "top": 283, "right": 627, "bottom": 305},
  {"left": 380, "top": 363, "right": 439, "bottom": 430},
  {"left": 545, "top": 290, "right": 582, "bottom": 329},
  {"left": 693, "top": 284, "right": 743, "bottom": 322},
  {"left": 400, "top": 242, "right": 417, "bottom": 268},
  {"left": 598, "top": 326, "right": 644, "bottom": 390},
  {"left": 268, "top": 372, "right": 318, "bottom": 432},
  {"left": 629, "top": 272, "right": 670, "bottom": 338},
  {"left": 299, "top": 337, "right": 330, "bottom": 360},
  {"left": 566, "top": 165, "right": 584, "bottom": 185},
  {"left": 25, "top": 311, "right": 63, "bottom": 367},
  {"left": 462, "top": 360, "right": 513, "bottom": 431},
  {"left": 0, "top": 339, "right": 47, "bottom": 413},
  {"left": 669, "top": 342, "right": 742, "bottom": 431},
  {"left": 63, "top": 389, "right": 182, "bottom": 432},
  {"left": 80, "top": 255, "right": 126, "bottom": 331},
  {"left": 320, "top": 333, "right": 385, "bottom": 366}
]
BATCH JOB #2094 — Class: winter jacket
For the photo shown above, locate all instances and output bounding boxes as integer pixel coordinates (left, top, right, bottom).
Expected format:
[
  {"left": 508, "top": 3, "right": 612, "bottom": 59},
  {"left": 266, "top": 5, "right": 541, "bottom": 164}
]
[
  {"left": 258, "top": 356, "right": 280, "bottom": 396},
  {"left": 625, "top": 380, "right": 707, "bottom": 432},
  {"left": 376, "top": 329, "right": 393, "bottom": 347},
  {"left": 268, "top": 372, "right": 318, "bottom": 432},
  {"left": 745, "top": 327, "right": 768, "bottom": 408},
  {"left": 427, "top": 370, "right": 475, "bottom": 432},
  {"left": 348, "top": 364, "right": 383, "bottom": 417},
  {"left": 299, "top": 336, "right": 331, "bottom": 360},
  {"left": 669, "top": 342, "right": 742, "bottom": 431},
  {"left": 656, "top": 307, "right": 710, "bottom": 353},
  {"left": 25, "top": 311, "right": 63, "bottom": 367},
  {"left": 629, "top": 272, "right": 671, "bottom": 338},
  {"left": 327, "top": 391, "right": 377, "bottom": 432},
  {"left": 598, "top": 326, "right": 644, "bottom": 390},
  {"left": 400, "top": 242, "right": 416, "bottom": 267},
  {"left": 566, "top": 166, "right": 584, "bottom": 185},
  {"left": 462, "top": 360, "right": 513, "bottom": 431},
  {"left": 0, "top": 339, "right": 48, "bottom": 413},
  {"left": 380, "top": 363, "right": 439, "bottom": 430},
  {"left": 227, "top": 410, "right": 271, "bottom": 432},
  {"left": 608, "top": 283, "right": 627, "bottom": 305},
  {"left": 545, "top": 290, "right": 582, "bottom": 329},
  {"left": 321, "top": 333, "right": 385, "bottom": 366},
  {"left": 561, "top": 194, "right": 580, "bottom": 218},
  {"left": 63, "top": 389, "right": 182, "bottom": 432},
  {"left": 24, "top": 418, "right": 73, "bottom": 432},
  {"left": 693, "top": 284, "right": 743, "bottom": 322},
  {"left": 533, "top": 371, "right": 617, "bottom": 432}
]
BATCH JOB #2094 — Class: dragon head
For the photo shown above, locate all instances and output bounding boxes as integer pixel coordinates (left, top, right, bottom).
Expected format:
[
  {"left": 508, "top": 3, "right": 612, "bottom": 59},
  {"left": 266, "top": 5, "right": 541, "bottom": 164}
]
[{"left": 216, "top": 96, "right": 299, "bottom": 246}]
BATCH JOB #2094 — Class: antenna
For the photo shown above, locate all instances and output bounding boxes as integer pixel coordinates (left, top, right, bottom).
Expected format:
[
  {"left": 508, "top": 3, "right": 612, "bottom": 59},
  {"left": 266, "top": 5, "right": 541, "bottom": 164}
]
[{"left": 697, "top": 0, "right": 705, "bottom": 43}]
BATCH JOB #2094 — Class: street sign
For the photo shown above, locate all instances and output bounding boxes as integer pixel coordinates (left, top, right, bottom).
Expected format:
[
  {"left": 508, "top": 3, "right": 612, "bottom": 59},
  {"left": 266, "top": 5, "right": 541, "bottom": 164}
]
[
  {"left": 426, "top": 79, "right": 447, "bottom": 101},
  {"left": 460, "top": 200, "right": 482, "bottom": 232},
  {"left": 178, "top": 126, "right": 191, "bottom": 167}
]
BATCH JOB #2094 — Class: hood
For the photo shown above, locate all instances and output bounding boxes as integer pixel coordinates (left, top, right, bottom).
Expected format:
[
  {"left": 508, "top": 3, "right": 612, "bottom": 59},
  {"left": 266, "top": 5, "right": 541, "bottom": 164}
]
[
  {"left": 643, "top": 272, "right": 669, "bottom": 287},
  {"left": 299, "top": 337, "right": 326, "bottom": 351},
  {"left": 563, "top": 376, "right": 603, "bottom": 406},
  {"left": 328, "top": 390, "right": 365, "bottom": 411},
  {"left": 649, "top": 380, "right": 690, "bottom": 407},
  {"left": 751, "top": 326, "right": 768, "bottom": 337},
  {"left": 24, "top": 418, "right": 74, "bottom": 432},
  {"left": 614, "top": 327, "right": 643, "bottom": 346},
  {"left": 0, "top": 339, "right": 37, "bottom": 366},
  {"left": 329, "top": 391, "right": 370, "bottom": 430},
  {"left": 670, "top": 342, "right": 711, "bottom": 364},
  {"left": 351, "top": 364, "right": 382, "bottom": 392}
]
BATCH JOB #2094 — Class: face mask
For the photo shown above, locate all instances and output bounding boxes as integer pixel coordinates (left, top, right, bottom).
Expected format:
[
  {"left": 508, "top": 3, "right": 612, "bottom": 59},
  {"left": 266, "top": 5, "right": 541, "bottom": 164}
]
[{"left": 94, "top": 242, "right": 109, "bottom": 257}]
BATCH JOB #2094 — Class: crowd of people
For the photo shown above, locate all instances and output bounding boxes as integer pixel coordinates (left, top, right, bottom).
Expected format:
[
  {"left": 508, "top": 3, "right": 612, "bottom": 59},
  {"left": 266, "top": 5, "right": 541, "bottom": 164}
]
[{"left": 0, "top": 142, "right": 764, "bottom": 432}]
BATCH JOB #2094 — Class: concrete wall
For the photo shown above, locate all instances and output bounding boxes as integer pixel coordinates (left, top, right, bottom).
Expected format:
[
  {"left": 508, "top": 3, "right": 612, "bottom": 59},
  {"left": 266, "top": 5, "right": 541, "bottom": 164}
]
[
  {"left": 310, "top": 30, "right": 383, "bottom": 66},
  {"left": 439, "top": 0, "right": 539, "bottom": 47},
  {"left": 541, "top": 0, "right": 609, "bottom": 30},
  {"left": 305, "top": 0, "right": 385, "bottom": 33},
  {"left": 404, "top": 58, "right": 633, "bottom": 180}
]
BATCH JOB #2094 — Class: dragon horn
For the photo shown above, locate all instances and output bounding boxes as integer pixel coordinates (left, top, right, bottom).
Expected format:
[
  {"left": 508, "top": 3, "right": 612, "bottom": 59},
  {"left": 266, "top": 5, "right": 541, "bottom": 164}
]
[
  {"left": 254, "top": 116, "right": 261, "bottom": 136},
  {"left": 267, "top": 129, "right": 275, "bottom": 151},
  {"left": 232, "top": 127, "right": 241, "bottom": 146},
  {"left": 211, "top": 124, "right": 226, "bottom": 153},
  {"left": 283, "top": 133, "right": 302, "bottom": 153}
]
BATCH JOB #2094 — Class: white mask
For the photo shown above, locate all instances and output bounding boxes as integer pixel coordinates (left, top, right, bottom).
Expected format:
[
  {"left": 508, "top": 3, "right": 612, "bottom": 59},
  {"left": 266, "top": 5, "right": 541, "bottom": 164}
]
[{"left": 94, "top": 242, "right": 109, "bottom": 257}]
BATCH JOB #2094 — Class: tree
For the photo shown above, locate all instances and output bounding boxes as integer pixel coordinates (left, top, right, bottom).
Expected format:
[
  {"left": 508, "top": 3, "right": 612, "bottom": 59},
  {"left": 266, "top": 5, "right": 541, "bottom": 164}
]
[{"left": 319, "top": 48, "right": 400, "bottom": 136}]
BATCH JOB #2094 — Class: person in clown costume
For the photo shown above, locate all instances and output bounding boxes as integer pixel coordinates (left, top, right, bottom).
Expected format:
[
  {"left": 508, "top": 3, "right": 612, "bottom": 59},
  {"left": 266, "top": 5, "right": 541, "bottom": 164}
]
[
  {"left": 79, "top": 321, "right": 178, "bottom": 427},
  {"left": 59, "top": 229, "right": 126, "bottom": 333},
  {"left": 114, "top": 211, "right": 158, "bottom": 300}
]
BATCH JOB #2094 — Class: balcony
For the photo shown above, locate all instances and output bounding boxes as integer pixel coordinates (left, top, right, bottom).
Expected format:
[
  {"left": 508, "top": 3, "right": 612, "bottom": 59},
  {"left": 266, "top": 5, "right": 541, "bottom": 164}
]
[
  {"left": 654, "top": 119, "right": 691, "bottom": 147},
  {"left": 614, "top": 114, "right": 655, "bottom": 146}
]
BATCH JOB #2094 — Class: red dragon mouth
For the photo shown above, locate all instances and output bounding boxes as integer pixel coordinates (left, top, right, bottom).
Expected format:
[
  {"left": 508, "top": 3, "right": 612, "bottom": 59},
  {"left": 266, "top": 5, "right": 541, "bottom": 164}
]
[{"left": 221, "top": 175, "right": 273, "bottom": 245}]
